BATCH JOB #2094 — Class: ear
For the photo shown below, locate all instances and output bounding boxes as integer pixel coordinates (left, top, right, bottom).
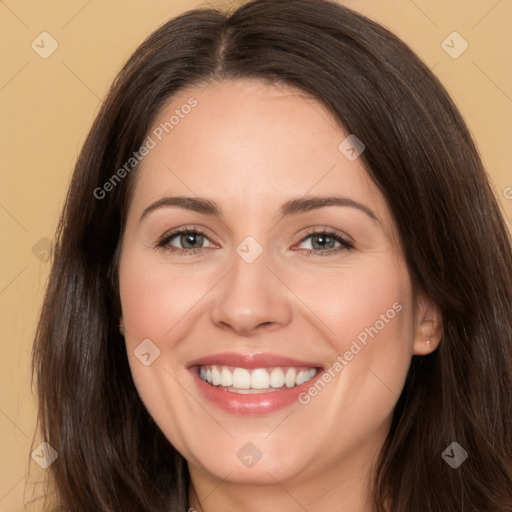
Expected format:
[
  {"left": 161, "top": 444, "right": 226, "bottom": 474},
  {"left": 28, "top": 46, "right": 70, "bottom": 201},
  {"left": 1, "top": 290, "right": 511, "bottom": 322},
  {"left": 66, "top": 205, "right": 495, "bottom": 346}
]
[
  {"left": 119, "top": 317, "right": 125, "bottom": 337},
  {"left": 412, "top": 292, "right": 443, "bottom": 355}
]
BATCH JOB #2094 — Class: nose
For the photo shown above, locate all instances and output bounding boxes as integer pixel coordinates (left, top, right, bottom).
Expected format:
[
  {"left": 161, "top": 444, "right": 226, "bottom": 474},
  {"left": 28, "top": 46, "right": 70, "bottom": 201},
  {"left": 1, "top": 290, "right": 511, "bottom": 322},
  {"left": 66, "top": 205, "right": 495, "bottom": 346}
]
[{"left": 209, "top": 248, "right": 292, "bottom": 336}]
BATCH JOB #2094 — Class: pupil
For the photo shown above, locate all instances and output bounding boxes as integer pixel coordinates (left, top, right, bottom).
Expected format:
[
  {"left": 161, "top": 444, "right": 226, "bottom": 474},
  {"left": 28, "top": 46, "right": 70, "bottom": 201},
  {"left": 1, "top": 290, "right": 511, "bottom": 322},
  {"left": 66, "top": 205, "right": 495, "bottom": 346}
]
[
  {"left": 182, "top": 233, "right": 202, "bottom": 249},
  {"left": 313, "top": 234, "right": 334, "bottom": 250}
]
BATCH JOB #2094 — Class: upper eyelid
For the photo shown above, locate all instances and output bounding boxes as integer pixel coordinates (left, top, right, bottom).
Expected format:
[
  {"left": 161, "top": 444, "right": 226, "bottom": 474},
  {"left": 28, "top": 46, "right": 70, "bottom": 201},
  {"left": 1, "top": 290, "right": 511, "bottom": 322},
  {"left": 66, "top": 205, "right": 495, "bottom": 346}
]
[
  {"left": 158, "top": 227, "right": 217, "bottom": 247},
  {"left": 299, "top": 227, "right": 353, "bottom": 244}
]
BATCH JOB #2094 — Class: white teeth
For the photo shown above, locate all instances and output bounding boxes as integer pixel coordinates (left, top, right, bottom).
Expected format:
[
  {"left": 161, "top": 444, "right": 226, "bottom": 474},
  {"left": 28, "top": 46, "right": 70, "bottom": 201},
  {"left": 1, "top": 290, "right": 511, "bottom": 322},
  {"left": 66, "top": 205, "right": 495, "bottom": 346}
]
[
  {"left": 220, "top": 367, "right": 232, "bottom": 386},
  {"left": 211, "top": 366, "right": 221, "bottom": 386},
  {"left": 296, "top": 370, "right": 309, "bottom": 385},
  {"left": 285, "top": 368, "right": 296, "bottom": 388},
  {"left": 232, "top": 368, "right": 251, "bottom": 389},
  {"left": 269, "top": 368, "right": 285, "bottom": 388},
  {"left": 198, "top": 364, "right": 318, "bottom": 391},
  {"left": 251, "top": 369, "right": 270, "bottom": 389}
]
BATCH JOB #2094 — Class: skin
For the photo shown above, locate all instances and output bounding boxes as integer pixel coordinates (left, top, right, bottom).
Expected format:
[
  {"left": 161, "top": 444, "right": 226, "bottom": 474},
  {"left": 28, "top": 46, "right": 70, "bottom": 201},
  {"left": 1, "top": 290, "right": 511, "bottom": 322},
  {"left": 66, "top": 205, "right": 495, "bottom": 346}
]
[{"left": 118, "top": 78, "right": 442, "bottom": 512}]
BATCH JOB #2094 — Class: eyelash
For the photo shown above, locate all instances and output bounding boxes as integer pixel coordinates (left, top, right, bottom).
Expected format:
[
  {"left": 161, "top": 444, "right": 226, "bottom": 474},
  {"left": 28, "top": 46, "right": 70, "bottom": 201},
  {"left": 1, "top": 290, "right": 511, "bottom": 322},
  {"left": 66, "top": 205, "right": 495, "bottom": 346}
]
[{"left": 155, "top": 227, "right": 354, "bottom": 257}]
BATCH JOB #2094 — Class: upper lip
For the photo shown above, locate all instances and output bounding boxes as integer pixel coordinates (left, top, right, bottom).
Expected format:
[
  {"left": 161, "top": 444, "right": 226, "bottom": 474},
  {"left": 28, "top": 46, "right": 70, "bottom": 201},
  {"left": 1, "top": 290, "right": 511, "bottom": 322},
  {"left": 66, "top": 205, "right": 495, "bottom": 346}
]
[{"left": 187, "top": 352, "right": 322, "bottom": 369}]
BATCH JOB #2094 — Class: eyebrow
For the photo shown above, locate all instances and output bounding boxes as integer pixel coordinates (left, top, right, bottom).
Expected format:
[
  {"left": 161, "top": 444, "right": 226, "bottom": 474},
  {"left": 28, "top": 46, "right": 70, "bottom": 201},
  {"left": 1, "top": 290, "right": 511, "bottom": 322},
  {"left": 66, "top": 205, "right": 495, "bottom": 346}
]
[{"left": 139, "top": 195, "right": 379, "bottom": 223}]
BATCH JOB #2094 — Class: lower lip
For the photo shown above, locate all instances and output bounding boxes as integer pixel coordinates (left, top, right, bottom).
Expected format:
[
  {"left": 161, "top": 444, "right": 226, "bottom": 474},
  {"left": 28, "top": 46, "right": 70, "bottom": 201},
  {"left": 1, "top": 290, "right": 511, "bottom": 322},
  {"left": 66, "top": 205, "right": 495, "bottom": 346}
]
[{"left": 190, "top": 368, "right": 324, "bottom": 415}]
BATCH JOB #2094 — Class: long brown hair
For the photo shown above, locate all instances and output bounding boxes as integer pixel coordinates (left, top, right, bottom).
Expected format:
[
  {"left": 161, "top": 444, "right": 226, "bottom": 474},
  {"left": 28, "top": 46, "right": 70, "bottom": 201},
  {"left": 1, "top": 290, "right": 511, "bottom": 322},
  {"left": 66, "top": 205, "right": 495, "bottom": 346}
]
[{"left": 31, "top": 0, "right": 512, "bottom": 510}]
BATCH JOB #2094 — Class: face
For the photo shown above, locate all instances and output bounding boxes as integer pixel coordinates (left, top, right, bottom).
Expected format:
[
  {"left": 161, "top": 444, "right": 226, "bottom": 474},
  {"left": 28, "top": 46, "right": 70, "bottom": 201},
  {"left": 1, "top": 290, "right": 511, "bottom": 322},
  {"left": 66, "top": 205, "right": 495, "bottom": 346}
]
[{"left": 118, "top": 79, "right": 434, "bottom": 493}]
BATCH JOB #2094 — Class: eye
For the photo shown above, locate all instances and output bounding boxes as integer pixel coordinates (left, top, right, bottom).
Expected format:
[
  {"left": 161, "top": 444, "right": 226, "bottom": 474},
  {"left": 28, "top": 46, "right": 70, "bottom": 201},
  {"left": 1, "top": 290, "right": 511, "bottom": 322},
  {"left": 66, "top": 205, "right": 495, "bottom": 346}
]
[
  {"left": 156, "top": 228, "right": 216, "bottom": 254},
  {"left": 296, "top": 229, "right": 353, "bottom": 256},
  {"left": 155, "top": 227, "right": 353, "bottom": 257}
]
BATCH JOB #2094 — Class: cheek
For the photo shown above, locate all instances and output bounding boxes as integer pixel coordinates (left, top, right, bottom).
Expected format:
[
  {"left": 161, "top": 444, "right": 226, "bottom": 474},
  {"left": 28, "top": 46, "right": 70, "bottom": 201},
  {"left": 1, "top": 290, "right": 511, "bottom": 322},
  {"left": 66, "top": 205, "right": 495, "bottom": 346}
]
[
  {"left": 288, "top": 256, "right": 415, "bottom": 421},
  {"left": 119, "top": 250, "right": 210, "bottom": 346},
  {"left": 279, "top": 254, "right": 415, "bottom": 357},
  {"left": 118, "top": 250, "right": 209, "bottom": 450},
  {"left": 327, "top": 259, "right": 415, "bottom": 385},
  {"left": 118, "top": 249, "right": 220, "bottom": 412},
  {"left": 328, "top": 273, "right": 414, "bottom": 358}
]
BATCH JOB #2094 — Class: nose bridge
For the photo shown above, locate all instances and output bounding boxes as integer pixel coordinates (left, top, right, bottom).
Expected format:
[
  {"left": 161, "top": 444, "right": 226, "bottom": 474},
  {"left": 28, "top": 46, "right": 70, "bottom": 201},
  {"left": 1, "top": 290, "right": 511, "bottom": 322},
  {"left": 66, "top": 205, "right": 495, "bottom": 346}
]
[{"left": 209, "top": 238, "right": 292, "bottom": 334}]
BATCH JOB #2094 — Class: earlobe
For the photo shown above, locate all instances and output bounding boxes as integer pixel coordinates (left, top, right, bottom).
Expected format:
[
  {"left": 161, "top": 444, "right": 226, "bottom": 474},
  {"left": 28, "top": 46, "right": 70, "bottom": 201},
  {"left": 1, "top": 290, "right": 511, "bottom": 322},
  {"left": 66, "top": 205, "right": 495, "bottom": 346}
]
[{"left": 412, "top": 294, "right": 443, "bottom": 355}]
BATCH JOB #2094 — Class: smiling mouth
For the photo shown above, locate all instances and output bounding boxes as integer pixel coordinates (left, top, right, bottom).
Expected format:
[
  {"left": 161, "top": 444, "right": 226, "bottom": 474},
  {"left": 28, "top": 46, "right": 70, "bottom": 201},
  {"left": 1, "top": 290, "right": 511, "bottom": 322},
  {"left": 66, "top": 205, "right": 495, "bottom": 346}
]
[{"left": 196, "top": 365, "right": 319, "bottom": 394}]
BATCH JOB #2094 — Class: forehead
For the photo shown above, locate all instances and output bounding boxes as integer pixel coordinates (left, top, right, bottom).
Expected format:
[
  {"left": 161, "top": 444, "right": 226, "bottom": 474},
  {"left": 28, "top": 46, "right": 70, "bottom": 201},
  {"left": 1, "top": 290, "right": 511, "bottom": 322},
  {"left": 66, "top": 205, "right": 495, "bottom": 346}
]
[{"left": 128, "top": 78, "right": 392, "bottom": 230}]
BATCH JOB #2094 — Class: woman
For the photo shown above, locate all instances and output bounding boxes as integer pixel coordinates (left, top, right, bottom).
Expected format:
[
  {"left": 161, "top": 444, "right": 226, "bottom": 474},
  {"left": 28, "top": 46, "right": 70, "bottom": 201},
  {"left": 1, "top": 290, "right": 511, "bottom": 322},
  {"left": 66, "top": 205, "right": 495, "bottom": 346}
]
[{"left": 31, "top": 0, "right": 512, "bottom": 510}]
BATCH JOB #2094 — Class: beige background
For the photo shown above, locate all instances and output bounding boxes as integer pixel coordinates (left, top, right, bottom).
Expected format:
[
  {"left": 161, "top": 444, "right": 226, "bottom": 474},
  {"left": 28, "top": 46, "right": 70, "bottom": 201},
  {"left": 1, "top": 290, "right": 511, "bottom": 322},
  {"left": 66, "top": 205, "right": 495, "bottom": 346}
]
[{"left": 1, "top": 0, "right": 511, "bottom": 510}]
